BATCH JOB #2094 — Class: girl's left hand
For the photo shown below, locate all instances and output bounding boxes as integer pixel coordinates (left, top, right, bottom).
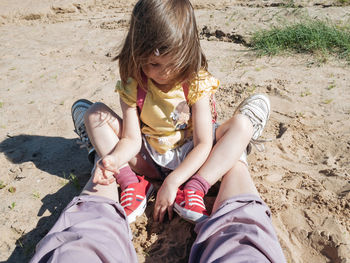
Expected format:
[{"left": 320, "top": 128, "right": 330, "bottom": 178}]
[
  {"left": 92, "top": 155, "right": 120, "bottom": 185},
  {"left": 153, "top": 180, "right": 178, "bottom": 222}
]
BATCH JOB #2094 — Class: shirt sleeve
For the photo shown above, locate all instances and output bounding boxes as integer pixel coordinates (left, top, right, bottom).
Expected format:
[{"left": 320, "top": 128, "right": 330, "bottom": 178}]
[
  {"left": 187, "top": 70, "right": 219, "bottom": 106},
  {"left": 115, "top": 78, "right": 138, "bottom": 107}
]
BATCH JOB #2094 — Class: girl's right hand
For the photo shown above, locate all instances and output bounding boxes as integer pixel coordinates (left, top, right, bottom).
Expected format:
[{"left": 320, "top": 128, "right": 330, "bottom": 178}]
[{"left": 92, "top": 155, "right": 120, "bottom": 185}]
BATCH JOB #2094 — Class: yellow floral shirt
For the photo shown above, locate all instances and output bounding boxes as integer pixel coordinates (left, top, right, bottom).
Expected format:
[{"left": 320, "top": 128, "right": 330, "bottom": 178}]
[{"left": 115, "top": 70, "right": 219, "bottom": 154}]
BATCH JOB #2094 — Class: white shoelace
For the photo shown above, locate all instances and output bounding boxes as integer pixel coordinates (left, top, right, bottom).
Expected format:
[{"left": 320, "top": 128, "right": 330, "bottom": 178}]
[
  {"left": 120, "top": 188, "right": 145, "bottom": 208},
  {"left": 181, "top": 191, "right": 206, "bottom": 210}
]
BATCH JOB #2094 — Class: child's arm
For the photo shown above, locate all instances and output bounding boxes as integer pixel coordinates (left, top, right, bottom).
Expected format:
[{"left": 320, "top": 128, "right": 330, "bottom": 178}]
[
  {"left": 113, "top": 99, "right": 142, "bottom": 163},
  {"left": 93, "top": 99, "right": 142, "bottom": 184},
  {"left": 154, "top": 95, "right": 213, "bottom": 222},
  {"left": 168, "top": 95, "right": 213, "bottom": 184}
]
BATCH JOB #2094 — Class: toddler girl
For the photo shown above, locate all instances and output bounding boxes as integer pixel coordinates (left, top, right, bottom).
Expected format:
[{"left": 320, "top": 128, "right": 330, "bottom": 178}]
[{"left": 71, "top": 0, "right": 270, "bottom": 224}]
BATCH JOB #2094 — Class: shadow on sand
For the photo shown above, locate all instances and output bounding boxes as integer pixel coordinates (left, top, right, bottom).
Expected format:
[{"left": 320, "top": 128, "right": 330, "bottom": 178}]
[{"left": 0, "top": 134, "right": 92, "bottom": 262}]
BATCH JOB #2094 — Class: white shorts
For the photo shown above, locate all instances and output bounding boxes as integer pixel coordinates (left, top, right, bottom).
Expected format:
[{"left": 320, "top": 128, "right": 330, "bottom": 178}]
[{"left": 140, "top": 123, "right": 248, "bottom": 179}]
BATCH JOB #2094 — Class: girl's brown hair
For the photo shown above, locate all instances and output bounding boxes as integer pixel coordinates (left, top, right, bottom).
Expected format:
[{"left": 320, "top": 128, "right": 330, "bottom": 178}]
[{"left": 115, "top": 0, "right": 207, "bottom": 88}]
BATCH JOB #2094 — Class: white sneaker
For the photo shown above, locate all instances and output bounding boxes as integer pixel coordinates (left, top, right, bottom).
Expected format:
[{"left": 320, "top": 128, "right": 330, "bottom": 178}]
[
  {"left": 71, "top": 99, "right": 95, "bottom": 162},
  {"left": 235, "top": 94, "right": 271, "bottom": 152}
]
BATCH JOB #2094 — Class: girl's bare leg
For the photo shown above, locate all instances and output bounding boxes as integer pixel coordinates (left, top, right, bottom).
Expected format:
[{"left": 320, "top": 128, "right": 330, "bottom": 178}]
[
  {"left": 84, "top": 102, "right": 161, "bottom": 179},
  {"left": 128, "top": 154, "right": 161, "bottom": 179},
  {"left": 197, "top": 113, "right": 254, "bottom": 185},
  {"left": 211, "top": 161, "right": 259, "bottom": 213},
  {"left": 84, "top": 102, "right": 123, "bottom": 158}
]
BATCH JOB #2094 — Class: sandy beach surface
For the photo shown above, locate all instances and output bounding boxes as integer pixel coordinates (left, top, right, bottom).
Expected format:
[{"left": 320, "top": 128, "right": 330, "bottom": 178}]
[{"left": 0, "top": 0, "right": 349, "bottom": 262}]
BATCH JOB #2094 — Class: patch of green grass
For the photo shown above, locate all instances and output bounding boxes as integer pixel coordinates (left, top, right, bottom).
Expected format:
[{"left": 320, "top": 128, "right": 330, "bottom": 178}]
[
  {"left": 8, "top": 186, "right": 16, "bottom": 193},
  {"left": 32, "top": 191, "right": 40, "bottom": 199},
  {"left": 17, "top": 239, "right": 24, "bottom": 248},
  {"left": 63, "top": 172, "right": 81, "bottom": 190},
  {"left": 69, "top": 173, "right": 81, "bottom": 190},
  {"left": 297, "top": 112, "right": 305, "bottom": 118},
  {"left": 323, "top": 99, "right": 333, "bottom": 104},
  {"left": 338, "top": 0, "right": 350, "bottom": 5},
  {"left": 251, "top": 20, "right": 350, "bottom": 61},
  {"left": 281, "top": 0, "right": 296, "bottom": 8},
  {"left": 327, "top": 82, "right": 336, "bottom": 90},
  {"left": 9, "top": 202, "right": 16, "bottom": 210},
  {"left": 300, "top": 89, "right": 312, "bottom": 97},
  {"left": 247, "top": 84, "right": 257, "bottom": 93},
  {"left": 0, "top": 181, "right": 6, "bottom": 189},
  {"left": 0, "top": 102, "right": 3, "bottom": 108}
]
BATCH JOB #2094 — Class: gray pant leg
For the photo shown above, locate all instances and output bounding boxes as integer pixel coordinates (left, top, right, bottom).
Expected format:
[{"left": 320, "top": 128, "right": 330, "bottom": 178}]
[
  {"left": 30, "top": 195, "right": 137, "bottom": 263},
  {"left": 189, "top": 194, "right": 286, "bottom": 263}
]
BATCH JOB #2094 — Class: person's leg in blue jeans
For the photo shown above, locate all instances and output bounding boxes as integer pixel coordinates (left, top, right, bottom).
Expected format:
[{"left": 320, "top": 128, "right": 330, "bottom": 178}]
[
  {"left": 30, "top": 167, "right": 138, "bottom": 263},
  {"left": 189, "top": 161, "right": 286, "bottom": 263}
]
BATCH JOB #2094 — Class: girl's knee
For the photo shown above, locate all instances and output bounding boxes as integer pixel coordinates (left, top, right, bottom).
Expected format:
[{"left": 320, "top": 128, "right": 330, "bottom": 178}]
[
  {"left": 217, "top": 114, "right": 253, "bottom": 140},
  {"left": 233, "top": 114, "right": 253, "bottom": 132},
  {"left": 239, "top": 114, "right": 254, "bottom": 140},
  {"left": 84, "top": 102, "right": 113, "bottom": 125}
]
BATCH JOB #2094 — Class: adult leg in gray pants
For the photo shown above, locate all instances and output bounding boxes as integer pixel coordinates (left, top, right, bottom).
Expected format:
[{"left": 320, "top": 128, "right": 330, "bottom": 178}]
[
  {"left": 189, "top": 161, "right": 286, "bottom": 263},
  {"left": 30, "top": 161, "right": 285, "bottom": 263},
  {"left": 30, "top": 174, "right": 138, "bottom": 263}
]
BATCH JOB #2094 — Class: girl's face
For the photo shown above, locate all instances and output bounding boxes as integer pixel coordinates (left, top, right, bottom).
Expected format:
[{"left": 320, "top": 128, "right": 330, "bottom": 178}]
[{"left": 142, "top": 54, "right": 175, "bottom": 87}]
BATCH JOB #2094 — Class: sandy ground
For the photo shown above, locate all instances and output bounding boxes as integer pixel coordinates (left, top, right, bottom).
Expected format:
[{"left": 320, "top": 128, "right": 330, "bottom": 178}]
[{"left": 0, "top": 0, "right": 349, "bottom": 262}]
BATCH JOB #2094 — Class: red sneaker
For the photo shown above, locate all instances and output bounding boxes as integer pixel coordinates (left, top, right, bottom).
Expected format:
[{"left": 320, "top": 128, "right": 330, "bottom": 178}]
[
  {"left": 173, "top": 188, "right": 209, "bottom": 223},
  {"left": 120, "top": 176, "right": 154, "bottom": 224}
]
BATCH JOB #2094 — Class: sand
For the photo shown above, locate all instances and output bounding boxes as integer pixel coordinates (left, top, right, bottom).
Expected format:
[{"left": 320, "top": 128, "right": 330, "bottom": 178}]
[{"left": 0, "top": 0, "right": 349, "bottom": 262}]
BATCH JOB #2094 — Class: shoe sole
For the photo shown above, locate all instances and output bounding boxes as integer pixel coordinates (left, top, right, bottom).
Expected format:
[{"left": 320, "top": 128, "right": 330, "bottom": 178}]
[
  {"left": 173, "top": 203, "right": 208, "bottom": 224},
  {"left": 127, "top": 184, "right": 154, "bottom": 224},
  {"left": 71, "top": 99, "right": 95, "bottom": 162}
]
